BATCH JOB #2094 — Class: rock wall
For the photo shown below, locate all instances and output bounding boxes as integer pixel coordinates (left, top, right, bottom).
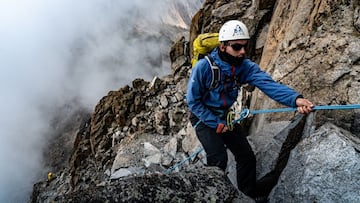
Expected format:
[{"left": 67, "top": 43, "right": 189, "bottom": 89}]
[{"left": 251, "top": 0, "right": 360, "bottom": 133}]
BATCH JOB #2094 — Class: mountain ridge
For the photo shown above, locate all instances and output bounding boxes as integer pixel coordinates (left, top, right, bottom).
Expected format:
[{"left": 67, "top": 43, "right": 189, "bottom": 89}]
[{"left": 30, "top": 0, "right": 360, "bottom": 202}]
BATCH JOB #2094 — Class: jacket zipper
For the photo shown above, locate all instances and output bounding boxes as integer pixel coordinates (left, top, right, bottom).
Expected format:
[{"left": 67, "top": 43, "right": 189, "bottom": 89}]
[{"left": 221, "top": 65, "right": 236, "bottom": 107}]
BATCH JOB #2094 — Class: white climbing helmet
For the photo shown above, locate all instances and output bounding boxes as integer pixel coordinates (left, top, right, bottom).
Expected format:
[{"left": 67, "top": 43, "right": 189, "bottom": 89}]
[{"left": 218, "top": 20, "right": 250, "bottom": 41}]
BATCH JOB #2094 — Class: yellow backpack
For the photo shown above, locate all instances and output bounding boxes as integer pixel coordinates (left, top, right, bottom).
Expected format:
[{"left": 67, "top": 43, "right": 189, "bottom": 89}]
[{"left": 191, "top": 33, "right": 220, "bottom": 67}]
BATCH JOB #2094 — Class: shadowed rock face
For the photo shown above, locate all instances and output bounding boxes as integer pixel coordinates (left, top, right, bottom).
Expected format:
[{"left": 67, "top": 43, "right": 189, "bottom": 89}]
[
  {"left": 31, "top": 0, "right": 360, "bottom": 202},
  {"left": 32, "top": 167, "right": 253, "bottom": 203},
  {"left": 67, "top": 167, "right": 251, "bottom": 203}
]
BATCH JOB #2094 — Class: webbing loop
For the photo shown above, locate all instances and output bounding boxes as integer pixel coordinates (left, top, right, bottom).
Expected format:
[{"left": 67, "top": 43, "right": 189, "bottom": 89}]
[{"left": 226, "top": 111, "right": 235, "bottom": 131}]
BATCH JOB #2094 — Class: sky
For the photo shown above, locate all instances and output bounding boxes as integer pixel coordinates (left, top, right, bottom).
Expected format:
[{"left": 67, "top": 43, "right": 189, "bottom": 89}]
[{"left": 0, "top": 0, "right": 200, "bottom": 202}]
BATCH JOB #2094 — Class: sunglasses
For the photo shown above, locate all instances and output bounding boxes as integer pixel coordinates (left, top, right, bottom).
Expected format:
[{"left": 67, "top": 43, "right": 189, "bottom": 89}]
[{"left": 227, "top": 43, "right": 246, "bottom": 51}]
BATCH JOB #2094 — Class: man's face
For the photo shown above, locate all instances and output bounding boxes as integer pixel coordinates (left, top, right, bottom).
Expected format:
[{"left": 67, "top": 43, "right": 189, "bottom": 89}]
[{"left": 221, "top": 39, "right": 247, "bottom": 57}]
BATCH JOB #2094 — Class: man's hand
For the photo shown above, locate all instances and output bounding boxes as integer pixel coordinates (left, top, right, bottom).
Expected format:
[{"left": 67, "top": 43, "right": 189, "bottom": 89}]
[
  {"left": 296, "top": 98, "right": 314, "bottom": 114},
  {"left": 216, "top": 123, "right": 228, "bottom": 134}
]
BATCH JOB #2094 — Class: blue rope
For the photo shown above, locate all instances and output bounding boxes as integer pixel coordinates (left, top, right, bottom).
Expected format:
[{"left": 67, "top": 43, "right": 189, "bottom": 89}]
[
  {"left": 233, "top": 104, "right": 360, "bottom": 124},
  {"left": 164, "top": 104, "right": 360, "bottom": 174},
  {"left": 312, "top": 104, "right": 360, "bottom": 111},
  {"left": 164, "top": 147, "right": 204, "bottom": 174}
]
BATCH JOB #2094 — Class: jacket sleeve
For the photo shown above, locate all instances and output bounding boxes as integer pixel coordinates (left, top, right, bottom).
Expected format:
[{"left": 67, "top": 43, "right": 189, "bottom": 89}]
[
  {"left": 186, "top": 60, "right": 225, "bottom": 129},
  {"left": 245, "top": 62, "right": 301, "bottom": 107}
]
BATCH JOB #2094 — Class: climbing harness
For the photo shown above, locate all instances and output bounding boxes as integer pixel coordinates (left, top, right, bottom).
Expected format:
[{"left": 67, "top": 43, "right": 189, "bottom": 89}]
[
  {"left": 226, "top": 108, "right": 250, "bottom": 129},
  {"left": 164, "top": 104, "right": 360, "bottom": 174}
]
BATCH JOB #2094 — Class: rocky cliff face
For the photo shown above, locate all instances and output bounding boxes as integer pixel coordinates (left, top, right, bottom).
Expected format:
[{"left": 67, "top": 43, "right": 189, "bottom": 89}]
[
  {"left": 31, "top": 0, "right": 360, "bottom": 202},
  {"left": 252, "top": 0, "right": 360, "bottom": 132}
]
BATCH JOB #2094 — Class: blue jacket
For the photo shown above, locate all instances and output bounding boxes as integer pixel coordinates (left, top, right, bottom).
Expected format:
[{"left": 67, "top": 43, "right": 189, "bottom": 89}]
[{"left": 186, "top": 48, "right": 301, "bottom": 129}]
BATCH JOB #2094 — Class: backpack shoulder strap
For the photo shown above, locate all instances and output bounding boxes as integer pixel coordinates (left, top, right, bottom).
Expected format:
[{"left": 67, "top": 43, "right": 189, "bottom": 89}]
[{"left": 204, "top": 55, "right": 220, "bottom": 90}]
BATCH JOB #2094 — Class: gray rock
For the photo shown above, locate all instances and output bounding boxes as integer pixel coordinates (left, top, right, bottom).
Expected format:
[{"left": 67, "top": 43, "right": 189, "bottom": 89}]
[{"left": 270, "top": 123, "right": 360, "bottom": 202}]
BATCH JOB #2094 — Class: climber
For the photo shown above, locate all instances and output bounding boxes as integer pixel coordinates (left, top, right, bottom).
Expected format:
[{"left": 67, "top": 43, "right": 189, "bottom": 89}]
[
  {"left": 186, "top": 20, "right": 313, "bottom": 199},
  {"left": 47, "top": 172, "right": 53, "bottom": 182}
]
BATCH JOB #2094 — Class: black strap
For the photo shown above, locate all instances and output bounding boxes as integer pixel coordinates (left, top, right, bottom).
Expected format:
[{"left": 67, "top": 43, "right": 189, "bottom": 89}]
[
  {"left": 204, "top": 55, "right": 220, "bottom": 90},
  {"left": 202, "top": 55, "right": 242, "bottom": 101}
]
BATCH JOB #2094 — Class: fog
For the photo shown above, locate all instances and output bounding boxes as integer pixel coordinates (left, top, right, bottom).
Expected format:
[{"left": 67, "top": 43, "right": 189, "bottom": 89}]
[{"left": 0, "top": 0, "right": 201, "bottom": 202}]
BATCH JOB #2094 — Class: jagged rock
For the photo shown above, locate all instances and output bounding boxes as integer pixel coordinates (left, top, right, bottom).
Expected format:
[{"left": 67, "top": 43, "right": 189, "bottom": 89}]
[
  {"left": 148, "top": 76, "right": 166, "bottom": 92},
  {"left": 111, "top": 133, "right": 169, "bottom": 175},
  {"left": 269, "top": 123, "right": 360, "bottom": 202},
  {"left": 182, "top": 122, "right": 204, "bottom": 155},
  {"left": 160, "top": 95, "right": 169, "bottom": 108},
  {"left": 143, "top": 142, "right": 162, "bottom": 167},
  {"left": 164, "top": 137, "right": 178, "bottom": 158},
  {"left": 154, "top": 110, "right": 168, "bottom": 135},
  {"left": 168, "top": 107, "right": 187, "bottom": 132},
  {"left": 132, "top": 78, "right": 149, "bottom": 90},
  {"left": 53, "top": 167, "right": 254, "bottom": 203},
  {"left": 212, "top": 1, "right": 251, "bottom": 20},
  {"left": 110, "top": 167, "right": 144, "bottom": 180},
  {"left": 169, "top": 36, "right": 190, "bottom": 74}
]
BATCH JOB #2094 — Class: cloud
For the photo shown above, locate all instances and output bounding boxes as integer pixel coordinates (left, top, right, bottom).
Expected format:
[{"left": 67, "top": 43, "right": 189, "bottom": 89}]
[{"left": 0, "top": 0, "right": 201, "bottom": 202}]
